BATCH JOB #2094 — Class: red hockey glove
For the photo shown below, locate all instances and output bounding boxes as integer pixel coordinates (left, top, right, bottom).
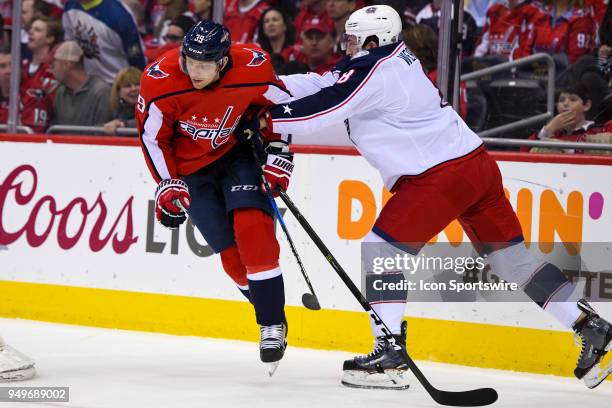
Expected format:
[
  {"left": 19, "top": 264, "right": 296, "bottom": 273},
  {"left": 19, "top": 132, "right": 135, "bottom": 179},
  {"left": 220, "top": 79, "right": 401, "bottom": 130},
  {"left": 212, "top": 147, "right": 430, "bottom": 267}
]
[
  {"left": 155, "top": 179, "right": 191, "bottom": 229},
  {"left": 262, "top": 140, "right": 294, "bottom": 197}
]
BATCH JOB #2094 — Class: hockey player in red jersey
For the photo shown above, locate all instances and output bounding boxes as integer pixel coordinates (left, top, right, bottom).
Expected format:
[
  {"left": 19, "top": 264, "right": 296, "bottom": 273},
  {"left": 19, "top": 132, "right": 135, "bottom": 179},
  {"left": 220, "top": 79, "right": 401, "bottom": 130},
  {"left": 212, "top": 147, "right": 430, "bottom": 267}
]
[
  {"left": 136, "top": 20, "right": 294, "bottom": 375},
  {"left": 241, "top": 4, "right": 612, "bottom": 390}
]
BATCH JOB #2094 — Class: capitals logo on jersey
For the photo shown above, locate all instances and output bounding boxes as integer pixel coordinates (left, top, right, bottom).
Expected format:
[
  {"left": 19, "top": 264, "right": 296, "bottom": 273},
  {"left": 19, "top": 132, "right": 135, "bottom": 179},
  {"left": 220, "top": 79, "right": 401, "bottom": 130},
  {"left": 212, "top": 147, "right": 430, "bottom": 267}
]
[
  {"left": 244, "top": 48, "right": 267, "bottom": 67},
  {"left": 179, "top": 106, "right": 242, "bottom": 149},
  {"left": 147, "top": 58, "right": 169, "bottom": 79}
]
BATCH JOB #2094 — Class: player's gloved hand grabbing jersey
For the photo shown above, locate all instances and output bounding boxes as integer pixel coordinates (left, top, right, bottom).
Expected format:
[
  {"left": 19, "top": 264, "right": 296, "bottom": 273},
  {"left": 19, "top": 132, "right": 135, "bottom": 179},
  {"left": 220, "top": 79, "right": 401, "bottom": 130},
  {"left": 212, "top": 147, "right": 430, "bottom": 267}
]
[
  {"left": 263, "top": 140, "right": 294, "bottom": 197},
  {"left": 155, "top": 179, "right": 191, "bottom": 229},
  {"left": 235, "top": 108, "right": 272, "bottom": 142}
]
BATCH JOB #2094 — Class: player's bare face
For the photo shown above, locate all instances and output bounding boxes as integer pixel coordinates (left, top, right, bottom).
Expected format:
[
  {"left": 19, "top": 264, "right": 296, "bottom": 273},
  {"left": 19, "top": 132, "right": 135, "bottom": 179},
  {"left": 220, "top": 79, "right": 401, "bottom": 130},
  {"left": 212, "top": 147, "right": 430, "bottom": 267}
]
[{"left": 185, "top": 57, "right": 220, "bottom": 89}]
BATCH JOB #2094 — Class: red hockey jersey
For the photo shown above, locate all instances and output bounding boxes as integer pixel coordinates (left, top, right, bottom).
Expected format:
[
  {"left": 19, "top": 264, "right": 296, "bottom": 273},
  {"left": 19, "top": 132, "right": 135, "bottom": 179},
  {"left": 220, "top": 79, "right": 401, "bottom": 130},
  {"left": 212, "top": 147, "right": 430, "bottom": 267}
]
[
  {"left": 20, "top": 60, "right": 58, "bottom": 132},
  {"left": 474, "top": 1, "right": 540, "bottom": 58},
  {"left": 137, "top": 45, "right": 292, "bottom": 184},
  {"left": 224, "top": 0, "right": 270, "bottom": 44},
  {"left": 513, "top": 3, "right": 596, "bottom": 64}
]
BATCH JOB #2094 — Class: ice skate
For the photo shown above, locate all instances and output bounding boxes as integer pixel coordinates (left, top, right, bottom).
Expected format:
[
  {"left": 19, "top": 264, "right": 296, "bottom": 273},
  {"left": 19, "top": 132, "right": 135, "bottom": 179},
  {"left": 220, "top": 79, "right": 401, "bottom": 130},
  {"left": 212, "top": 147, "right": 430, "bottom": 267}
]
[
  {"left": 572, "top": 299, "right": 612, "bottom": 388},
  {"left": 260, "top": 322, "right": 287, "bottom": 377},
  {"left": 342, "top": 321, "right": 409, "bottom": 390},
  {"left": 0, "top": 337, "right": 36, "bottom": 382}
]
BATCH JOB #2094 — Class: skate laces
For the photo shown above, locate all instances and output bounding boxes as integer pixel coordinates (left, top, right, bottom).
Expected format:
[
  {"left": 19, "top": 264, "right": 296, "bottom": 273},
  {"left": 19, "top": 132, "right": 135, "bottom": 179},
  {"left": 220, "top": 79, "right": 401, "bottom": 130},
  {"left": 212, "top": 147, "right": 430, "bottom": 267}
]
[
  {"left": 574, "top": 332, "right": 588, "bottom": 364},
  {"left": 364, "top": 337, "right": 387, "bottom": 358},
  {"left": 260, "top": 324, "right": 285, "bottom": 350}
]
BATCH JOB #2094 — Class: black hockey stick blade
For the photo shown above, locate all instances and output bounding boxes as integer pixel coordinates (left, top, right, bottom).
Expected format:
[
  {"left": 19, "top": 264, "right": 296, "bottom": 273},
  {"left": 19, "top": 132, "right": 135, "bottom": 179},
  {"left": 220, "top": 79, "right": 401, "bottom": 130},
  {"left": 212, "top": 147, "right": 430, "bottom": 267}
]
[
  {"left": 302, "top": 293, "right": 321, "bottom": 310},
  {"left": 429, "top": 387, "right": 498, "bottom": 407}
]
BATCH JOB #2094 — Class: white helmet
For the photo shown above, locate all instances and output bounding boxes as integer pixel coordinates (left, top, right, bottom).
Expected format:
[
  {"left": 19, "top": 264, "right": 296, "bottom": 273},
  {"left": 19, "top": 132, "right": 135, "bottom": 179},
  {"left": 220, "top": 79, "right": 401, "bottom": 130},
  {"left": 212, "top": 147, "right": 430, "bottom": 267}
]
[{"left": 343, "top": 5, "right": 402, "bottom": 50}]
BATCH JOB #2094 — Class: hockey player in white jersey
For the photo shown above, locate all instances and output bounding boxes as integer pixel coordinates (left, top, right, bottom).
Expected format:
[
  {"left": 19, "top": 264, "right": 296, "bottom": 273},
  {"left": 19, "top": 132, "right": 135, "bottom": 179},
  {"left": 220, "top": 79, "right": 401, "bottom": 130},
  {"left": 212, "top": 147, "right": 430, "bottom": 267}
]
[
  {"left": 0, "top": 336, "right": 35, "bottom": 382},
  {"left": 240, "top": 4, "right": 612, "bottom": 390}
]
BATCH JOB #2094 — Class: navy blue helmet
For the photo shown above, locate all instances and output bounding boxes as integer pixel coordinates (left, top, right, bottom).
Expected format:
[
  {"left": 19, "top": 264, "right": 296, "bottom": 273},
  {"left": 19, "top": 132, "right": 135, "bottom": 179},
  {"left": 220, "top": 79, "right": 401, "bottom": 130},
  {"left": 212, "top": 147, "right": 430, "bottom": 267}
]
[{"left": 181, "top": 20, "right": 231, "bottom": 63}]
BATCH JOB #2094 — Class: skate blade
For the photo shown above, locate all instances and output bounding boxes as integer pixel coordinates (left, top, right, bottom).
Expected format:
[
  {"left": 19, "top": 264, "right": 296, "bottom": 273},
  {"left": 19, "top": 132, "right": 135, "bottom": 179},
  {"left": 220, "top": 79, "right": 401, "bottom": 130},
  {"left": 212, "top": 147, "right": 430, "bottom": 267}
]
[
  {"left": 266, "top": 361, "right": 280, "bottom": 377},
  {"left": 583, "top": 347, "right": 612, "bottom": 389},
  {"left": 341, "top": 369, "right": 410, "bottom": 390},
  {"left": 0, "top": 366, "right": 36, "bottom": 382}
]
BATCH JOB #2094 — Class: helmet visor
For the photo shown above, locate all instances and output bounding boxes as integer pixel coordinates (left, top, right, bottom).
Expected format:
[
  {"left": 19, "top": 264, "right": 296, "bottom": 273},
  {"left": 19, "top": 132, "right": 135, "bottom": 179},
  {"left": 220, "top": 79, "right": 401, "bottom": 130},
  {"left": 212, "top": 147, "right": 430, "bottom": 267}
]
[
  {"left": 340, "top": 33, "right": 359, "bottom": 52},
  {"left": 185, "top": 57, "right": 220, "bottom": 78}
]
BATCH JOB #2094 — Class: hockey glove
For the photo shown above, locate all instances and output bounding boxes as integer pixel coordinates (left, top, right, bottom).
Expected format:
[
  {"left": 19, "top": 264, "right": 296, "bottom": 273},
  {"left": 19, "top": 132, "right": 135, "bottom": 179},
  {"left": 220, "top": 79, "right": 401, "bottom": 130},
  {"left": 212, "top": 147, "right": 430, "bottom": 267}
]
[
  {"left": 155, "top": 179, "right": 191, "bottom": 229},
  {"left": 262, "top": 140, "right": 294, "bottom": 197},
  {"left": 235, "top": 108, "right": 272, "bottom": 143}
]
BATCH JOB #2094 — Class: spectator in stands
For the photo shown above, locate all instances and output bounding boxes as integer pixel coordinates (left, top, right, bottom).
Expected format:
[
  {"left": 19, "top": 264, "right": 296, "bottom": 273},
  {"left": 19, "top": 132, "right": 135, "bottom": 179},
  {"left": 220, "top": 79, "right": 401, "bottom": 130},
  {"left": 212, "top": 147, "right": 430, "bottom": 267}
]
[
  {"left": 326, "top": 0, "right": 355, "bottom": 53},
  {"left": 416, "top": 0, "right": 479, "bottom": 55},
  {"left": 165, "top": 15, "right": 195, "bottom": 44},
  {"left": 51, "top": 41, "right": 113, "bottom": 126},
  {"left": 301, "top": 18, "right": 339, "bottom": 74},
  {"left": 257, "top": 7, "right": 296, "bottom": 69},
  {"left": 526, "top": 82, "right": 604, "bottom": 153},
  {"left": 21, "top": 18, "right": 63, "bottom": 132},
  {"left": 153, "top": 0, "right": 193, "bottom": 42},
  {"left": 103, "top": 66, "right": 141, "bottom": 135},
  {"left": 404, "top": 24, "right": 468, "bottom": 120},
  {"left": 294, "top": 0, "right": 333, "bottom": 36},
  {"left": 62, "top": 0, "right": 146, "bottom": 84},
  {"left": 224, "top": 0, "right": 270, "bottom": 44},
  {"left": 473, "top": 0, "right": 541, "bottom": 59},
  {"left": 0, "top": 46, "right": 11, "bottom": 124},
  {"left": 145, "top": 14, "right": 195, "bottom": 60},
  {"left": 513, "top": 0, "right": 597, "bottom": 64},
  {"left": 192, "top": 0, "right": 212, "bottom": 20}
]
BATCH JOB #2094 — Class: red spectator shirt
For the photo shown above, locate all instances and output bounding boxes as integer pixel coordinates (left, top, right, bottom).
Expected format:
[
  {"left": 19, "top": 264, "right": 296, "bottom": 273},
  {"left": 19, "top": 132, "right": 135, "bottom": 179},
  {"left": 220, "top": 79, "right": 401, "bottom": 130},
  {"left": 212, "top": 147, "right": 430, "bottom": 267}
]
[
  {"left": 524, "top": 120, "right": 612, "bottom": 153},
  {"left": 137, "top": 45, "right": 292, "bottom": 183},
  {"left": 311, "top": 53, "right": 341, "bottom": 75},
  {"left": 3, "top": 60, "right": 58, "bottom": 133},
  {"left": 474, "top": 1, "right": 541, "bottom": 58},
  {"left": 224, "top": 0, "right": 270, "bottom": 44},
  {"left": 281, "top": 44, "right": 307, "bottom": 64},
  {"left": 513, "top": 4, "right": 596, "bottom": 64}
]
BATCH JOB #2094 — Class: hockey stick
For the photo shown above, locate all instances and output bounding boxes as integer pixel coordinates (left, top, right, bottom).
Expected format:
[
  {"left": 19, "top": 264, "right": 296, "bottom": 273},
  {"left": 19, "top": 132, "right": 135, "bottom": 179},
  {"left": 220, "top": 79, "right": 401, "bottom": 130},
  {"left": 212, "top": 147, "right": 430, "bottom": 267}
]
[
  {"left": 277, "top": 189, "right": 498, "bottom": 407},
  {"left": 249, "top": 139, "right": 321, "bottom": 311}
]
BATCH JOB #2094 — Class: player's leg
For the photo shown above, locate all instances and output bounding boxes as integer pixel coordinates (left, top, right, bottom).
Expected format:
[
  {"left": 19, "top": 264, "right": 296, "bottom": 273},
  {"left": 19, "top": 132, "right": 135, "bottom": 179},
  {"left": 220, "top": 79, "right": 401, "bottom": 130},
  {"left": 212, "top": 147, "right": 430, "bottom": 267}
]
[
  {"left": 183, "top": 167, "right": 251, "bottom": 299},
  {"left": 0, "top": 336, "right": 35, "bottom": 382},
  {"left": 459, "top": 150, "right": 612, "bottom": 388},
  {"left": 221, "top": 145, "right": 287, "bottom": 373},
  {"left": 344, "top": 159, "right": 482, "bottom": 389}
]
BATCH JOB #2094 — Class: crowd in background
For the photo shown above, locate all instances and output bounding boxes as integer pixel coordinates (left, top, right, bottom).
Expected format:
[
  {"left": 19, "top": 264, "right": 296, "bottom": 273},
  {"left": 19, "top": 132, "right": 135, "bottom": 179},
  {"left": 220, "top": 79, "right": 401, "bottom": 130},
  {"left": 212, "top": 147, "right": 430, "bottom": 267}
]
[{"left": 0, "top": 0, "right": 609, "bottom": 153}]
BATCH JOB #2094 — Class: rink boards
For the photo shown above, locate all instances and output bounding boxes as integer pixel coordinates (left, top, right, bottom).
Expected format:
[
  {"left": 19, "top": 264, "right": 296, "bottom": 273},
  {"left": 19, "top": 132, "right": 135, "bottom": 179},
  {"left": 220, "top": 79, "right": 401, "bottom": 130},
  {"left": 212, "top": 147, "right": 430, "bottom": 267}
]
[{"left": 1, "top": 134, "right": 612, "bottom": 379}]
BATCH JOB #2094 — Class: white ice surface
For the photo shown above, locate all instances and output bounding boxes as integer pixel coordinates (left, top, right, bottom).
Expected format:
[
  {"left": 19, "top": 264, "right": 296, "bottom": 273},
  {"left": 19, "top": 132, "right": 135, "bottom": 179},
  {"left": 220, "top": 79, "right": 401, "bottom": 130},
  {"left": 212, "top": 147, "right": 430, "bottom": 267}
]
[{"left": 1, "top": 318, "right": 611, "bottom": 408}]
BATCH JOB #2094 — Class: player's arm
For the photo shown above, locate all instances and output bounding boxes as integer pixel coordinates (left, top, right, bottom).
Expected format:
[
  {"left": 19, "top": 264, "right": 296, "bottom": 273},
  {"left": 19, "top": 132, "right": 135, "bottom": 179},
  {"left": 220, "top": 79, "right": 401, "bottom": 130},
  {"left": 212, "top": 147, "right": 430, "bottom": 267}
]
[
  {"left": 269, "top": 66, "right": 384, "bottom": 136},
  {"left": 278, "top": 70, "right": 338, "bottom": 99},
  {"left": 136, "top": 87, "right": 190, "bottom": 229}
]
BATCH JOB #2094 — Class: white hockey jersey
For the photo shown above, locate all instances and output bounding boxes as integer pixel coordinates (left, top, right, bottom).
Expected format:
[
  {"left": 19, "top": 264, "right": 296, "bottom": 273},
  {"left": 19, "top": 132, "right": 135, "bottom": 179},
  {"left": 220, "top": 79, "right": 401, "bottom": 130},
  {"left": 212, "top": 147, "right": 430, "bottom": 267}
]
[{"left": 271, "top": 41, "right": 483, "bottom": 191}]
